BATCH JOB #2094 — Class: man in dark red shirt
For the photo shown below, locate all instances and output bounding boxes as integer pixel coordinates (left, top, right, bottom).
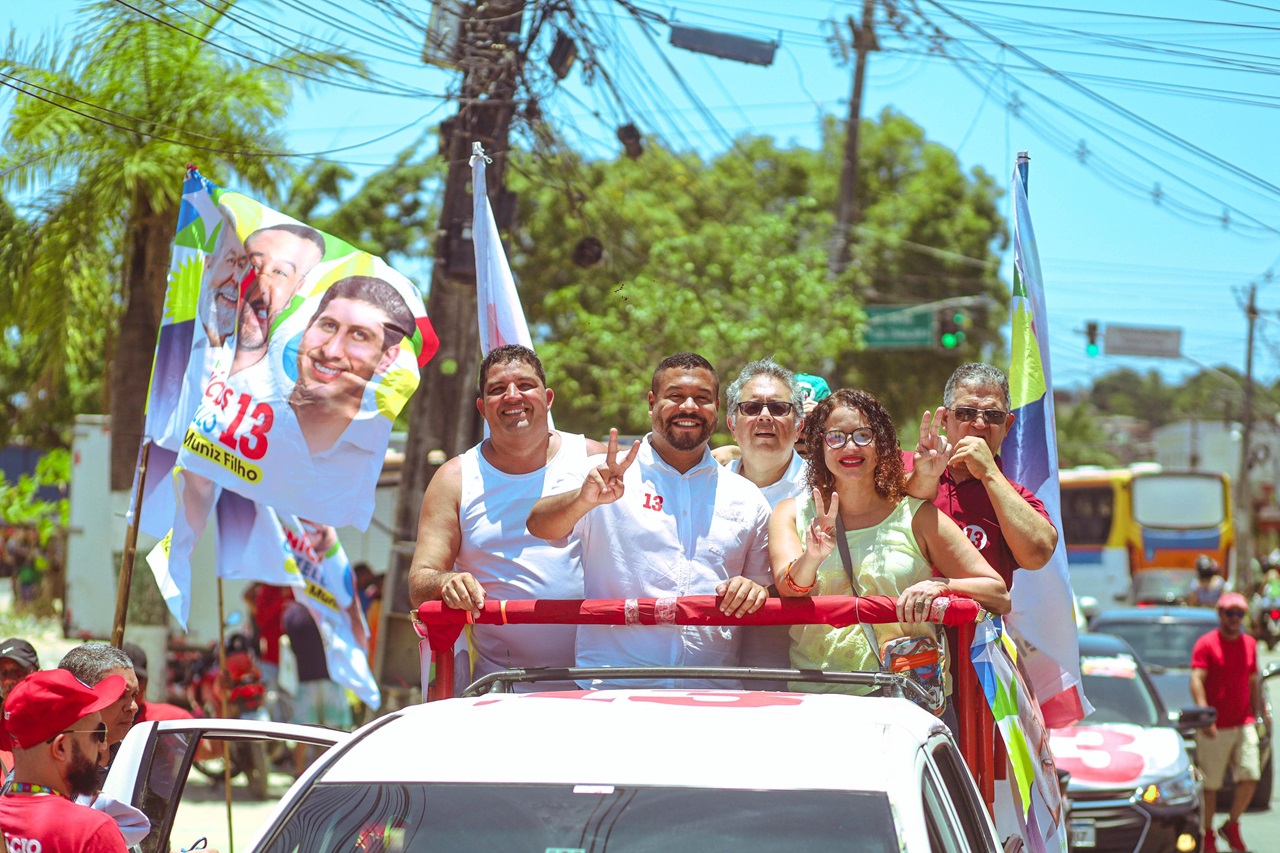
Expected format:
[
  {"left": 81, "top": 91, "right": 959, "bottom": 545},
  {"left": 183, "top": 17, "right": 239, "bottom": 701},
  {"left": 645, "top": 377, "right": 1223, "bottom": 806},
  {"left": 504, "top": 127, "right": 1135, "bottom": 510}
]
[
  {"left": 0, "top": 669, "right": 128, "bottom": 852},
  {"left": 1192, "top": 592, "right": 1269, "bottom": 853},
  {"left": 122, "top": 643, "right": 193, "bottom": 724},
  {"left": 918, "top": 363, "right": 1058, "bottom": 589}
]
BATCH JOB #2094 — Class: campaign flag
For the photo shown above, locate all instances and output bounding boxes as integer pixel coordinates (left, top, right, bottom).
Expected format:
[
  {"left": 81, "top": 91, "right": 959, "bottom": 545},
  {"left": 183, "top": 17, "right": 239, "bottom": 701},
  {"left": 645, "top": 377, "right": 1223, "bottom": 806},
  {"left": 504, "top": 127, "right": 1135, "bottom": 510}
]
[
  {"left": 472, "top": 142, "right": 535, "bottom": 355},
  {"left": 160, "top": 168, "right": 438, "bottom": 530},
  {"left": 971, "top": 618, "right": 1068, "bottom": 853},
  {"left": 471, "top": 143, "right": 553, "bottom": 431},
  {"left": 279, "top": 516, "right": 380, "bottom": 709},
  {"left": 1001, "top": 154, "right": 1091, "bottom": 728},
  {"left": 145, "top": 470, "right": 302, "bottom": 630}
]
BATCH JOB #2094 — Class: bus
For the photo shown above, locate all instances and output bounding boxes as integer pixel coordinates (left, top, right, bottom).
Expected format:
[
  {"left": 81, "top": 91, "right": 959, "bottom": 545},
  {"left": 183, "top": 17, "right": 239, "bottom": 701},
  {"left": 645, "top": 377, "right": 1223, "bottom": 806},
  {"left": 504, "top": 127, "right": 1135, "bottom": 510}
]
[{"left": 1059, "top": 465, "right": 1234, "bottom": 613}]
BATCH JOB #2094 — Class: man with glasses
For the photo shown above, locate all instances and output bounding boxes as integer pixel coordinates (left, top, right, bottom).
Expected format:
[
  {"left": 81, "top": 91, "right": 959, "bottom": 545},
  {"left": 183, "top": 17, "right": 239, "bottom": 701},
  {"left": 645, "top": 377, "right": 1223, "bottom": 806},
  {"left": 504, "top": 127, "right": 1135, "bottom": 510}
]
[
  {"left": 528, "top": 352, "right": 772, "bottom": 687},
  {"left": 0, "top": 669, "right": 129, "bottom": 852},
  {"left": 720, "top": 359, "right": 809, "bottom": 508},
  {"left": 1191, "top": 592, "right": 1269, "bottom": 853},
  {"left": 919, "top": 362, "right": 1057, "bottom": 589}
]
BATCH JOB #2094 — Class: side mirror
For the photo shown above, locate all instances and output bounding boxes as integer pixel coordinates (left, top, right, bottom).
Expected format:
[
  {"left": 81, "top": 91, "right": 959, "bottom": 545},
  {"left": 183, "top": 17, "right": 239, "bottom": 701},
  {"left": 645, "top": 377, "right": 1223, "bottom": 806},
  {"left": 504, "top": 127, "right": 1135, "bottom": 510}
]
[{"left": 1177, "top": 705, "right": 1217, "bottom": 736}]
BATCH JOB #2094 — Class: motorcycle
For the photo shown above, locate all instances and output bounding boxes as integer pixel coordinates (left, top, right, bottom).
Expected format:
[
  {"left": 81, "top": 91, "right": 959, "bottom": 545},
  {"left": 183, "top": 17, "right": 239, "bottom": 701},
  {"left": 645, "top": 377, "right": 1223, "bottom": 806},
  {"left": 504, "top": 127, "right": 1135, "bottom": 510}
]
[
  {"left": 1253, "top": 597, "right": 1280, "bottom": 651},
  {"left": 175, "top": 632, "right": 275, "bottom": 798}
]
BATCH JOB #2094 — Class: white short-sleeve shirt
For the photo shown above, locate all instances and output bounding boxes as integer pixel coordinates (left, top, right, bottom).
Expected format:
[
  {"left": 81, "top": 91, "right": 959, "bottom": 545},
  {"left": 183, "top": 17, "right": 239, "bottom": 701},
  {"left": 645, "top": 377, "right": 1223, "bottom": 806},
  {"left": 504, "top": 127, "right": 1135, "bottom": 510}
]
[
  {"left": 730, "top": 449, "right": 808, "bottom": 509},
  {"left": 574, "top": 435, "right": 772, "bottom": 685}
]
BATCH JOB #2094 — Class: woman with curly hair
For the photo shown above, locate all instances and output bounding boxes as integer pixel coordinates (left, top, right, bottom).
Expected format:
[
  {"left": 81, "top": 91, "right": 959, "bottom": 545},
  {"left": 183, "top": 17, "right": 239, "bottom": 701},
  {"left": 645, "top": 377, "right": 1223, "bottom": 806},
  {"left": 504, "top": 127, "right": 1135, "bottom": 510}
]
[{"left": 769, "top": 389, "right": 1009, "bottom": 690}]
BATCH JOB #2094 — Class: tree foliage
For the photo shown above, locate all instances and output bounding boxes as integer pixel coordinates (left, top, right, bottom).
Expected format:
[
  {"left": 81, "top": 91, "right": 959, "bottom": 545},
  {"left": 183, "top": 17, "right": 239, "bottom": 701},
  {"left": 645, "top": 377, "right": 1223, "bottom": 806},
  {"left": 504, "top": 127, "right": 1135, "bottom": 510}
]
[
  {"left": 0, "top": 0, "right": 358, "bottom": 485},
  {"left": 505, "top": 110, "right": 1007, "bottom": 437}
]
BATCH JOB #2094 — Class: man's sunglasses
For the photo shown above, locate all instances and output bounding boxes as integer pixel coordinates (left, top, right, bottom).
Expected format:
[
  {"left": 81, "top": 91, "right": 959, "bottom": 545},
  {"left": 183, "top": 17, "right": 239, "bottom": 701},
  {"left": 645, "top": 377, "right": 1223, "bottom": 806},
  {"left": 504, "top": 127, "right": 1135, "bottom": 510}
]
[
  {"left": 824, "top": 428, "right": 875, "bottom": 449},
  {"left": 950, "top": 406, "right": 1009, "bottom": 425},
  {"left": 735, "top": 401, "right": 795, "bottom": 417},
  {"left": 48, "top": 722, "right": 108, "bottom": 745},
  {"left": 1220, "top": 609, "right": 1247, "bottom": 618}
]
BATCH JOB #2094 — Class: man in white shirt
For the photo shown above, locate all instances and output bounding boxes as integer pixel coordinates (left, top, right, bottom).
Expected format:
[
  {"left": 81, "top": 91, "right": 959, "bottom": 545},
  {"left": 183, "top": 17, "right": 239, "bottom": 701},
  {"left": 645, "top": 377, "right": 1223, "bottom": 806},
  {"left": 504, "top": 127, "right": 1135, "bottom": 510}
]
[
  {"left": 408, "top": 345, "right": 606, "bottom": 691},
  {"left": 528, "top": 352, "right": 771, "bottom": 687},
  {"left": 720, "top": 358, "right": 808, "bottom": 510}
]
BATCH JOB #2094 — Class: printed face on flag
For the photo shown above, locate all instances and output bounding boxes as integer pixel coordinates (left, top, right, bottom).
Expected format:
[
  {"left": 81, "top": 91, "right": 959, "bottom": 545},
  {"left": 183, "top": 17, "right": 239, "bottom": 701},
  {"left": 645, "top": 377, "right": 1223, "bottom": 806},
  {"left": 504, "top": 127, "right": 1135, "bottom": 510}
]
[{"left": 154, "top": 172, "right": 437, "bottom": 531}]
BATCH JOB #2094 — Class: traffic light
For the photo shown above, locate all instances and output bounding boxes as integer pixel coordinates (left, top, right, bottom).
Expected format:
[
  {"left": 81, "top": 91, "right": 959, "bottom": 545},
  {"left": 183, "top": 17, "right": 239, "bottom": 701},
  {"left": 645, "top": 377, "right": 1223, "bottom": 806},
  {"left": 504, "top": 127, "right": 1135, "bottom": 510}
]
[
  {"left": 937, "top": 309, "right": 970, "bottom": 350},
  {"left": 1085, "top": 321, "right": 1100, "bottom": 357}
]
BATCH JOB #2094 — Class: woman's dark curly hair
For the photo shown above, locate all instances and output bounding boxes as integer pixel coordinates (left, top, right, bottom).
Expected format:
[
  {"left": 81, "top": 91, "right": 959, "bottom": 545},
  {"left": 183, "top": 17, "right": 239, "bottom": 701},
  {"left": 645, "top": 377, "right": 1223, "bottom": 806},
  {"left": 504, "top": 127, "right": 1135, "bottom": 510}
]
[{"left": 802, "top": 388, "right": 905, "bottom": 504}]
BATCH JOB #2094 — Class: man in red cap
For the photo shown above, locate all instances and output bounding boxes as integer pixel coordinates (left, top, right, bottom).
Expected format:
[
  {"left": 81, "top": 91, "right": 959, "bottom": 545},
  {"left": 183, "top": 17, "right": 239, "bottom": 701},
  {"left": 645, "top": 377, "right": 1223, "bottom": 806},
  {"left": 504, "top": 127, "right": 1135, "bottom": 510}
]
[
  {"left": 1191, "top": 591, "right": 1271, "bottom": 852},
  {"left": 0, "top": 669, "right": 128, "bottom": 851}
]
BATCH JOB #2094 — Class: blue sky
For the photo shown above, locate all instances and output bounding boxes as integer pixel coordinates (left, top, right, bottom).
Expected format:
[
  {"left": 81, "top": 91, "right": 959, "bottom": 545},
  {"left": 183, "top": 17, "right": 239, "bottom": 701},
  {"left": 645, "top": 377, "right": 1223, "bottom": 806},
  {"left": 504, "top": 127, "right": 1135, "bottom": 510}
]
[{"left": 6, "top": 0, "right": 1280, "bottom": 393}]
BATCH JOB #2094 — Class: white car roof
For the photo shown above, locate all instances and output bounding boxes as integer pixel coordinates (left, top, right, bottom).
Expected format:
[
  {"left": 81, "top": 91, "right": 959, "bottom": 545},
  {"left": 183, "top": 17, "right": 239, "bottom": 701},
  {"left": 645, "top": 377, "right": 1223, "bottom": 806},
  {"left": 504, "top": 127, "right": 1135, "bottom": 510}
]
[{"left": 322, "top": 689, "right": 947, "bottom": 792}]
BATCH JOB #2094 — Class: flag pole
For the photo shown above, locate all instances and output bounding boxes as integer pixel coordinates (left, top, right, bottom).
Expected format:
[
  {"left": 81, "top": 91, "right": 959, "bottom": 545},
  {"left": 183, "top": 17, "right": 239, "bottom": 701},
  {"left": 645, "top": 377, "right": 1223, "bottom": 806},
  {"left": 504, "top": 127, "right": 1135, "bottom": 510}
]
[
  {"left": 217, "top": 576, "right": 235, "bottom": 853},
  {"left": 1016, "top": 150, "right": 1029, "bottom": 193},
  {"left": 111, "top": 440, "right": 152, "bottom": 648}
]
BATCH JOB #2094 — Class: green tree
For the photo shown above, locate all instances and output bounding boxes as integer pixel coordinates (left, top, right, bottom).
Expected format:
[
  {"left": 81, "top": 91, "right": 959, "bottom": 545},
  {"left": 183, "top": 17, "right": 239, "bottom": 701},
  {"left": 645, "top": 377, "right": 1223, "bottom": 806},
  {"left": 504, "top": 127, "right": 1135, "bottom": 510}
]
[
  {"left": 506, "top": 110, "right": 1006, "bottom": 436},
  {"left": 1088, "top": 368, "right": 1176, "bottom": 427},
  {"left": 0, "top": 1, "right": 356, "bottom": 486},
  {"left": 1055, "top": 401, "right": 1120, "bottom": 468}
]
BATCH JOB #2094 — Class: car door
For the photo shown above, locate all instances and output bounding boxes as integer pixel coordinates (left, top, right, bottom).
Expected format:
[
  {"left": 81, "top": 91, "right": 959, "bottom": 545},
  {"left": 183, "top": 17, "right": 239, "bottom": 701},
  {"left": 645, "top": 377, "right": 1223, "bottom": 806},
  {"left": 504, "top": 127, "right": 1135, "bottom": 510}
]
[
  {"left": 101, "top": 718, "right": 347, "bottom": 853},
  {"left": 920, "top": 735, "right": 1000, "bottom": 853}
]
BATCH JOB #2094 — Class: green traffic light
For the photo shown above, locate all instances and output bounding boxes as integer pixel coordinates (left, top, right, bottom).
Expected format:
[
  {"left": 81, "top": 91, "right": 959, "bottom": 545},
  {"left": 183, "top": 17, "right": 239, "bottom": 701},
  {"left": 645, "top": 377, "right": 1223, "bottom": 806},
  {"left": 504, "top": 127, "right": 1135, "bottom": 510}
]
[
  {"left": 1086, "top": 343, "right": 1100, "bottom": 357},
  {"left": 941, "top": 333, "right": 959, "bottom": 349}
]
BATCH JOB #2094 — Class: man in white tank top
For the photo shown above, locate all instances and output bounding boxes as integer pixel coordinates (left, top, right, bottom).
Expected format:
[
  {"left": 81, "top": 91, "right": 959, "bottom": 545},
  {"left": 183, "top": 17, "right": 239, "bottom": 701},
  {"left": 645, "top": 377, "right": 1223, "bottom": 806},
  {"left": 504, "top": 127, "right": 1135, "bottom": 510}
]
[{"left": 408, "top": 345, "right": 606, "bottom": 691}]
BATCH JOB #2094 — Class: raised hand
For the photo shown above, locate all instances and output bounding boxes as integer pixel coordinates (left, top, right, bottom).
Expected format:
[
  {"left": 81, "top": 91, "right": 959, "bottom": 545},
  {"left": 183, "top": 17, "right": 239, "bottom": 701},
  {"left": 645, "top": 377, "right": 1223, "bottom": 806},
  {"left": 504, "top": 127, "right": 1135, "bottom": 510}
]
[
  {"left": 949, "top": 435, "right": 998, "bottom": 480},
  {"left": 581, "top": 428, "right": 640, "bottom": 506},
  {"left": 805, "top": 487, "right": 840, "bottom": 562},
  {"left": 913, "top": 407, "right": 952, "bottom": 481}
]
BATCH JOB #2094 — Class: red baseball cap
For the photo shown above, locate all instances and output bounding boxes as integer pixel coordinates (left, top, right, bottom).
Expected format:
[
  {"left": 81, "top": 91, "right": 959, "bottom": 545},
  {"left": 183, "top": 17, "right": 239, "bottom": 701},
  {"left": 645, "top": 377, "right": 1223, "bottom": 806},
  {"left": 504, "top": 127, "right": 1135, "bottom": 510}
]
[
  {"left": 0, "top": 669, "right": 126, "bottom": 750},
  {"left": 1217, "top": 592, "right": 1250, "bottom": 612}
]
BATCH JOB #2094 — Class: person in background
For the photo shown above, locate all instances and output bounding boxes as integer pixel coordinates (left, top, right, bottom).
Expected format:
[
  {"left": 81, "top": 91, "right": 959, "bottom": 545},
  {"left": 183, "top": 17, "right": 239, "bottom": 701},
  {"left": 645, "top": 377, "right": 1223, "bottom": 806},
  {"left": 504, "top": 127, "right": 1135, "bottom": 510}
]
[
  {"left": 283, "top": 600, "right": 350, "bottom": 773},
  {"left": 1191, "top": 592, "right": 1269, "bottom": 852},
  {"left": 0, "top": 638, "right": 40, "bottom": 703},
  {"left": 1188, "top": 554, "right": 1226, "bottom": 608},
  {"left": 0, "top": 638, "right": 40, "bottom": 776},
  {"left": 121, "top": 643, "right": 192, "bottom": 724}
]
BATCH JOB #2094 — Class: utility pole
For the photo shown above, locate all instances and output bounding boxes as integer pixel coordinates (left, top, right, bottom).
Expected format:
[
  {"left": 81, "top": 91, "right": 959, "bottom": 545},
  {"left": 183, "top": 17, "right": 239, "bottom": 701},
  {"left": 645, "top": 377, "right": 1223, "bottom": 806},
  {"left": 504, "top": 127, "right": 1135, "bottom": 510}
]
[
  {"left": 1237, "top": 282, "right": 1258, "bottom": 589},
  {"left": 376, "top": 0, "right": 528, "bottom": 699},
  {"left": 828, "top": 0, "right": 877, "bottom": 279}
]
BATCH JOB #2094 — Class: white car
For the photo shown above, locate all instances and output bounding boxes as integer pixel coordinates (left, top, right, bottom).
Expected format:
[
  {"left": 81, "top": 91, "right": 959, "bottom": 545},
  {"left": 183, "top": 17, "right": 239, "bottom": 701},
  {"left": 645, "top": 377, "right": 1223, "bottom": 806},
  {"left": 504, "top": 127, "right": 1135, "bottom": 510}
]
[{"left": 104, "top": 677, "right": 1003, "bottom": 852}]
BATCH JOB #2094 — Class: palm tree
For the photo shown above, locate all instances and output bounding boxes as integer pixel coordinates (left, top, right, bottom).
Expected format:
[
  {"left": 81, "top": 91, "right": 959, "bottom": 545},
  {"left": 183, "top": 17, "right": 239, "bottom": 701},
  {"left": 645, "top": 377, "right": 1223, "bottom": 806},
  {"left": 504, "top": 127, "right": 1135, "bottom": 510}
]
[{"left": 1, "top": 0, "right": 359, "bottom": 488}]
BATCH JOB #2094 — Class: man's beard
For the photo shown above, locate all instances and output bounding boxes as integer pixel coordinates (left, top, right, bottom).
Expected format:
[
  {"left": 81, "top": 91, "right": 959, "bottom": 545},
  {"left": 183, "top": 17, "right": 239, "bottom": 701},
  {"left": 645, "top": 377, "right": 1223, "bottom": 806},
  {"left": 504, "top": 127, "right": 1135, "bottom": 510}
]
[
  {"left": 659, "top": 414, "right": 713, "bottom": 451},
  {"left": 67, "top": 739, "right": 102, "bottom": 799}
]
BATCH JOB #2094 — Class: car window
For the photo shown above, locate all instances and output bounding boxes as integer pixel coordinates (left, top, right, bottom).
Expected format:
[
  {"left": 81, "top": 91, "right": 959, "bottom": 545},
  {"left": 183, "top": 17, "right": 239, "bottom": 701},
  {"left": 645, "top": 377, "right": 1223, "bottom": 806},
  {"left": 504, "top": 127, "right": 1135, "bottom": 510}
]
[
  {"left": 1091, "top": 621, "right": 1209, "bottom": 669},
  {"left": 932, "top": 742, "right": 997, "bottom": 853},
  {"left": 1079, "top": 655, "right": 1161, "bottom": 727},
  {"left": 259, "top": 783, "right": 900, "bottom": 852},
  {"left": 130, "top": 731, "right": 329, "bottom": 853},
  {"left": 922, "top": 768, "right": 965, "bottom": 853}
]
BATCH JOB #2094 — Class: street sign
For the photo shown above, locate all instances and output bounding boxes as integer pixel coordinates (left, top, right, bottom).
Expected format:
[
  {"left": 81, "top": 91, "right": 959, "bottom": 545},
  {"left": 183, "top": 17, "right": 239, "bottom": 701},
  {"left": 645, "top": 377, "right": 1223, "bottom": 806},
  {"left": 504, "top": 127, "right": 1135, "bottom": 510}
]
[
  {"left": 864, "top": 305, "right": 936, "bottom": 350},
  {"left": 1103, "top": 324, "right": 1182, "bottom": 359}
]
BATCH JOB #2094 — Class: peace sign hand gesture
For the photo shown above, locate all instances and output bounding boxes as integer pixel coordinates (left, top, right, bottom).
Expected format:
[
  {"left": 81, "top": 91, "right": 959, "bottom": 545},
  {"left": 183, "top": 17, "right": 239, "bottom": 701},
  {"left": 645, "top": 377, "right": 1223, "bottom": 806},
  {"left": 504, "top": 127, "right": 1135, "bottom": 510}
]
[
  {"left": 581, "top": 428, "right": 640, "bottom": 506},
  {"left": 913, "top": 407, "right": 952, "bottom": 481},
  {"left": 805, "top": 487, "right": 840, "bottom": 562}
]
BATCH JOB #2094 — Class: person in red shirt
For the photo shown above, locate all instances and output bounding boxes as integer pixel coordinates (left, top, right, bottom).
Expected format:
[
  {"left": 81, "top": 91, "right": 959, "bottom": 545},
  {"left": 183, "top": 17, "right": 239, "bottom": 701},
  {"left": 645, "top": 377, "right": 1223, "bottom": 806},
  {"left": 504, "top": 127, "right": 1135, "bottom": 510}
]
[
  {"left": 122, "top": 643, "right": 194, "bottom": 724},
  {"left": 0, "top": 669, "right": 129, "bottom": 852},
  {"left": 1191, "top": 592, "right": 1270, "bottom": 853},
  {"left": 907, "top": 363, "right": 1058, "bottom": 589}
]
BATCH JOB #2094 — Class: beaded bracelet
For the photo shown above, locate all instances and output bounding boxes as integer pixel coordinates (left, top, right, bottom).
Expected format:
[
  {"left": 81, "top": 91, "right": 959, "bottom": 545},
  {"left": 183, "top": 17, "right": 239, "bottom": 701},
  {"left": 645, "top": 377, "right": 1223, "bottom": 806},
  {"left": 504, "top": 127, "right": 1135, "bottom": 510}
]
[{"left": 782, "top": 560, "right": 815, "bottom": 595}]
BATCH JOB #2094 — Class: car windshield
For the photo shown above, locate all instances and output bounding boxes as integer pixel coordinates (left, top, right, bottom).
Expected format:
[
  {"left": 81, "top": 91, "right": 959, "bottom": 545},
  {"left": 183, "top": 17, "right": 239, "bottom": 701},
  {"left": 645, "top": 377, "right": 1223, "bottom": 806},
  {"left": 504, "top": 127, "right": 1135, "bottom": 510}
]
[
  {"left": 1090, "top": 620, "right": 1208, "bottom": 670},
  {"left": 260, "top": 782, "right": 899, "bottom": 852},
  {"left": 1078, "top": 655, "right": 1161, "bottom": 727}
]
